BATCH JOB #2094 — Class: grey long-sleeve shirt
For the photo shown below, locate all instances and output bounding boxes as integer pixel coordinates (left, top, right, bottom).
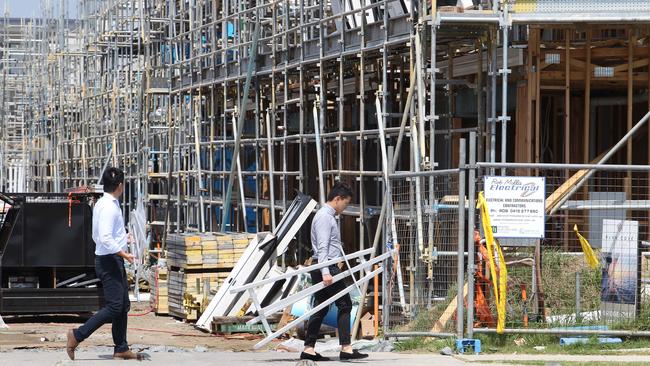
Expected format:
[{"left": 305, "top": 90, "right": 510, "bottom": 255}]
[{"left": 311, "top": 203, "right": 343, "bottom": 276}]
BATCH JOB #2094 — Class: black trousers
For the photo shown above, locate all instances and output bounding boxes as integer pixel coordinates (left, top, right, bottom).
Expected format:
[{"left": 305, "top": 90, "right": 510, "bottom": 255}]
[
  {"left": 304, "top": 265, "right": 352, "bottom": 347},
  {"left": 73, "top": 253, "right": 130, "bottom": 353}
]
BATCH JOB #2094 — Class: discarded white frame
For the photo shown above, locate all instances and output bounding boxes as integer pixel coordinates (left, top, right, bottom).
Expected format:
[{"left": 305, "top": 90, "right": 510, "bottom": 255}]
[
  {"left": 195, "top": 194, "right": 317, "bottom": 330},
  {"left": 229, "top": 249, "right": 392, "bottom": 350},
  {"left": 242, "top": 251, "right": 390, "bottom": 325},
  {"left": 258, "top": 268, "right": 383, "bottom": 350},
  {"left": 231, "top": 248, "right": 374, "bottom": 294}
]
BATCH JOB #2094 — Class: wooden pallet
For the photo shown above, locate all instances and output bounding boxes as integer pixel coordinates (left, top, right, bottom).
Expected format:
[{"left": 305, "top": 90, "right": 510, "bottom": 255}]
[{"left": 211, "top": 315, "right": 282, "bottom": 334}]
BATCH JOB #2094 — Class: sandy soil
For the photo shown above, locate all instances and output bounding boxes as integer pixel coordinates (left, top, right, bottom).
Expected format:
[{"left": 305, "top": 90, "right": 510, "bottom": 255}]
[{"left": 0, "top": 299, "right": 279, "bottom": 352}]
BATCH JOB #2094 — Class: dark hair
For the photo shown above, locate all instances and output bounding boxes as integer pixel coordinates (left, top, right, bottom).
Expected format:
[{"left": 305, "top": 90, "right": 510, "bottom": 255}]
[
  {"left": 101, "top": 167, "right": 124, "bottom": 193},
  {"left": 326, "top": 182, "right": 354, "bottom": 202}
]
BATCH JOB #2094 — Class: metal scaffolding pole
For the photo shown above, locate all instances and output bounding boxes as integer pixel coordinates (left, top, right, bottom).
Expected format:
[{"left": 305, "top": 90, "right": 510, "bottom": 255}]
[
  {"left": 499, "top": 2, "right": 510, "bottom": 176},
  {"left": 221, "top": 20, "right": 260, "bottom": 232}
]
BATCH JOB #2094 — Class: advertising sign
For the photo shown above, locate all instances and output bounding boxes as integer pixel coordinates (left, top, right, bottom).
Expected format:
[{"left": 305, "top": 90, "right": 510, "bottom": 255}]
[
  {"left": 601, "top": 219, "right": 638, "bottom": 305},
  {"left": 483, "top": 176, "right": 545, "bottom": 239}
]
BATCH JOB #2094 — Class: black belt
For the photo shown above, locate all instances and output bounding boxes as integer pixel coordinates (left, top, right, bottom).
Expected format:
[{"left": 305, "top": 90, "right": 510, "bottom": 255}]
[{"left": 313, "top": 260, "right": 340, "bottom": 268}]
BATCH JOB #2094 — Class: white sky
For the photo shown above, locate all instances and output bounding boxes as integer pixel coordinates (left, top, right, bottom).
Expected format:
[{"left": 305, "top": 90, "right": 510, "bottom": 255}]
[{"left": 0, "top": 0, "right": 79, "bottom": 19}]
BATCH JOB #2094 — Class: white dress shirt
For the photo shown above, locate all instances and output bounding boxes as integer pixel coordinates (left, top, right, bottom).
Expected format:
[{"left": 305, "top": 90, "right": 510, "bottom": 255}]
[{"left": 92, "top": 192, "right": 128, "bottom": 255}]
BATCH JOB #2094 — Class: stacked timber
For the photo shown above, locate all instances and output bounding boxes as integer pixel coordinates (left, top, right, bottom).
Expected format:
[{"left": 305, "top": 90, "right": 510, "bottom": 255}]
[
  {"left": 167, "top": 233, "right": 255, "bottom": 270},
  {"left": 165, "top": 232, "right": 256, "bottom": 320},
  {"left": 168, "top": 269, "right": 227, "bottom": 320},
  {"left": 151, "top": 266, "right": 169, "bottom": 315},
  {"left": 166, "top": 235, "right": 204, "bottom": 268},
  {"left": 213, "top": 234, "right": 250, "bottom": 268}
]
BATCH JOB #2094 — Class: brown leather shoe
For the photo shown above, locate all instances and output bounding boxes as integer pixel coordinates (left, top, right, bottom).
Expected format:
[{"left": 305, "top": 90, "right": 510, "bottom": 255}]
[
  {"left": 113, "top": 350, "right": 145, "bottom": 360},
  {"left": 66, "top": 329, "right": 79, "bottom": 360}
]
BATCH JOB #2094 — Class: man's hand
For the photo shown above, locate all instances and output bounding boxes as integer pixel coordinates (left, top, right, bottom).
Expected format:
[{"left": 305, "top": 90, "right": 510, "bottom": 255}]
[
  {"left": 323, "top": 274, "right": 333, "bottom": 286},
  {"left": 118, "top": 250, "right": 136, "bottom": 264}
]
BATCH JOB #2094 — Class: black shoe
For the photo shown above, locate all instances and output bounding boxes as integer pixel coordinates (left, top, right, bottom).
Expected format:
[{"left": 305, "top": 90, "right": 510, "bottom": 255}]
[
  {"left": 340, "top": 350, "right": 369, "bottom": 360},
  {"left": 300, "top": 351, "right": 331, "bottom": 361}
]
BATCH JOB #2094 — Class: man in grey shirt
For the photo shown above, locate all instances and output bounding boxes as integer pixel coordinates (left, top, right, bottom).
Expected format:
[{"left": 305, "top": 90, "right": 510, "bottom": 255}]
[{"left": 301, "top": 182, "right": 368, "bottom": 361}]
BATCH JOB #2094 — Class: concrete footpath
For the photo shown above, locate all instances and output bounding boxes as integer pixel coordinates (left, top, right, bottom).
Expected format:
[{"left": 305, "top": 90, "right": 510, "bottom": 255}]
[
  {"left": 2, "top": 350, "right": 650, "bottom": 365},
  {"left": 1, "top": 351, "right": 471, "bottom": 366}
]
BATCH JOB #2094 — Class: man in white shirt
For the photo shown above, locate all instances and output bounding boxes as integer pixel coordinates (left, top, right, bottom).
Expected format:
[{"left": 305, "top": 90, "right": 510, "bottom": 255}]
[{"left": 66, "top": 167, "right": 141, "bottom": 360}]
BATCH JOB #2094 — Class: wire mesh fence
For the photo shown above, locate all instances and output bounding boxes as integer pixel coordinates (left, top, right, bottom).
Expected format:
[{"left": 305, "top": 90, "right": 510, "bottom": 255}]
[
  {"left": 384, "top": 171, "right": 461, "bottom": 335},
  {"left": 472, "top": 164, "right": 650, "bottom": 334},
  {"left": 382, "top": 160, "right": 650, "bottom": 338}
]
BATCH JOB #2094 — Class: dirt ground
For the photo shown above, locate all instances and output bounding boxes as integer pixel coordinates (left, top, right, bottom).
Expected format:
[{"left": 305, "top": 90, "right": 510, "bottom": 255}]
[
  {"left": 0, "top": 299, "right": 277, "bottom": 352},
  {"left": 5, "top": 301, "right": 650, "bottom": 365}
]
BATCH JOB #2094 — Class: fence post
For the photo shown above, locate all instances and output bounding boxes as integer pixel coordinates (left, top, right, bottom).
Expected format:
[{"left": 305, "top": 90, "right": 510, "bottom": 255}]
[
  {"left": 466, "top": 132, "right": 477, "bottom": 338},
  {"left": 575, "top": 271, "right": 581, "bottom": 323},
  {"left": 456, "top": 138, "right": 467, "bottom": 338},
  {"left": 382, "top": 212, "right": 389, "bottom": 337}
]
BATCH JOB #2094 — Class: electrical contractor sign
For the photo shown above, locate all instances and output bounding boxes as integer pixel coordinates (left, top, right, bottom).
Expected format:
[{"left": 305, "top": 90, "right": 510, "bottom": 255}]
[{"left": 483, "top": 176, "right": 545, "bottom": 238}]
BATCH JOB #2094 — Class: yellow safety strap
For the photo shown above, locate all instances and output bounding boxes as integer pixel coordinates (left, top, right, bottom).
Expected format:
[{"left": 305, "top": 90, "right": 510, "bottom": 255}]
[
  {"left": 573, "top": 224, "right": 599, "bottom": 269},
  {"left": 477, "top": 192, "right": 507, "bottom": 334}
]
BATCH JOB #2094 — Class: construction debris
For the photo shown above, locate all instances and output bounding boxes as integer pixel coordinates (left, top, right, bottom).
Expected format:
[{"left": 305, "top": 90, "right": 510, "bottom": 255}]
[
  {"left": 196, "top": 193, "right": 317, "bottom": 331},
  {"left": 359, "top": 313, "right": 377, "bottom": 339}
]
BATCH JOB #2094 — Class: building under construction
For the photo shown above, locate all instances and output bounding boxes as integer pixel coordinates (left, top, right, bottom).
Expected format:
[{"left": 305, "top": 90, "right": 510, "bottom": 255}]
[
  {"left": 2, "top": 0, "right": 650, "bottom": 340},
  {"left": 1, "top": 0, "right": 646, "bottom": 246}
]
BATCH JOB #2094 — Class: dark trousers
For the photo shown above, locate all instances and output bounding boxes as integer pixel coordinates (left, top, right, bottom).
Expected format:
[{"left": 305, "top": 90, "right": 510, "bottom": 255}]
[
  {"left": 304, "top": 265, "right": 352, "bottom": 347},
  {"left": 73, "top": 253, "right": 131, "bottom": 353}
]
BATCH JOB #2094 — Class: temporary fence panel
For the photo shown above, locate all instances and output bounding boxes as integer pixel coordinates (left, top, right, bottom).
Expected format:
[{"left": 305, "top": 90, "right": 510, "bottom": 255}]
[
  {"left": 384, "top": 169, "right": 462, "bottom": 337},
  {"left": 470, "top": 163, "right": 650, "bottom": 336}
]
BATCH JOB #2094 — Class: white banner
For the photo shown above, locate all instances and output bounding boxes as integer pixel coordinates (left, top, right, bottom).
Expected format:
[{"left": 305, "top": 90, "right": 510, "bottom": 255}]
[{"left": 483, "top": 176, "right": 545, "bottom": 239}]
